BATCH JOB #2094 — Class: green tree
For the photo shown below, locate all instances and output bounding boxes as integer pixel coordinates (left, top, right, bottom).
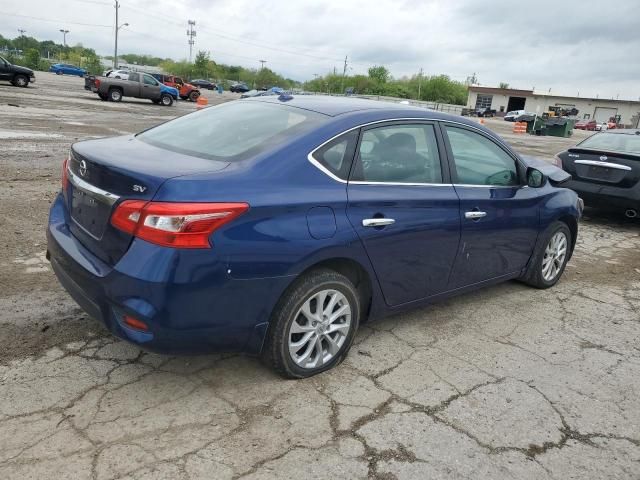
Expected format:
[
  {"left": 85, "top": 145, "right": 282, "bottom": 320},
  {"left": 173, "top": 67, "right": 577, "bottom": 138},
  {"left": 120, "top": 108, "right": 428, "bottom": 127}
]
[
  {"left": 24, "top": 48, "right": 41, "bottom": 69},
  {"left": 499, "top": 82, "right": 509, "bottom": 89},
  {"left": 193, "top": 50, "right": 210, "bottom": 78},
  {"left": 368, "top": 65, "right": 390, "bottom": 84}
]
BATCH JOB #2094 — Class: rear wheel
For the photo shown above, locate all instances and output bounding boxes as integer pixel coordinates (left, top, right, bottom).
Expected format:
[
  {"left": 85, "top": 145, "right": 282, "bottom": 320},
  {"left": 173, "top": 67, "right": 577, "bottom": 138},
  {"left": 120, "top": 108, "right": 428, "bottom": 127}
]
[
  {"left": 13, "top": 74, "right": 29, "bottom": 87},
  {"left": 262, "top": 269, "right": 360, "bottom": 378},
  {"left": 521, "top": 221, "right": 571, "bottom": 289},
  {"left": 189, "top": 90, "right": 200, "bottom": 102},
  {"left": 160, "top": 94, "right": 173, "bottom": 106},
  {"left": 108, "top": 88, "right": 123, "bottom": 102}
]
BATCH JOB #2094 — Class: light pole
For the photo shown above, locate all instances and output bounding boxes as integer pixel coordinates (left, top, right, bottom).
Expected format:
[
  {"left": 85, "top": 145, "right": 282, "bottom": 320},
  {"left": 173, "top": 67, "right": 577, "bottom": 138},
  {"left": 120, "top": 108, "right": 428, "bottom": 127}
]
[
  {"left": 59, "top": 29, "right": 69, "bottom": 47},
  {"left": 113, "top": 0, "right": 128, "bottom": 68}
]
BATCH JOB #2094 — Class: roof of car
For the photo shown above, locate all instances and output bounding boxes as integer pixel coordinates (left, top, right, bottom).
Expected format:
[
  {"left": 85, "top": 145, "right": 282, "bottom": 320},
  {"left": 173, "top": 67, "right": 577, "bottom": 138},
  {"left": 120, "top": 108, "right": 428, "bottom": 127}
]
[
  {"left": 596, "top": 128, "right": 640, "bottom": 135},
  {"left": 247, "top": 95, "right": 447, "bottom": 117}
]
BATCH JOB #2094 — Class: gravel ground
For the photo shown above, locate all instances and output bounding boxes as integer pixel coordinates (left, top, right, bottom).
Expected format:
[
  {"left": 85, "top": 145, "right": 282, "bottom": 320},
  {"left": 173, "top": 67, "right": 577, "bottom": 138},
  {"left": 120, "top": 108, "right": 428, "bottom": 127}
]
[{"left": 0, "top": 73, "right": 639, "bottom": 480}]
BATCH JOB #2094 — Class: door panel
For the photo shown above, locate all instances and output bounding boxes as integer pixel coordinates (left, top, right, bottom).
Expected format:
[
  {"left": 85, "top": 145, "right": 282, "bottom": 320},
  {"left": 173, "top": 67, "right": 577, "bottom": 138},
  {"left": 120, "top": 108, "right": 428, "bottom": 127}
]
[
  {"left": 448, "top": 185, "right": 540, "bottom": 287},
  {"left": 347, "top": 185, "right": 461, "bottom": 305},
  {"left": 346, "top": 122, "right": 460, "bottom": 306},
  {"left": 442, "top": 124, "right": 540, "bottom": 288}
]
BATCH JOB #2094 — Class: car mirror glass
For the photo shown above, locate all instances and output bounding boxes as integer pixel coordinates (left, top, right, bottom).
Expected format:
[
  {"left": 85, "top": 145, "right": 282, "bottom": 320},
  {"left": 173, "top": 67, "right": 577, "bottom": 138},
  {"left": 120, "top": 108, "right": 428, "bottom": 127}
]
[{"left": 527, "top": 168, "right": 545, "bottom": 188}]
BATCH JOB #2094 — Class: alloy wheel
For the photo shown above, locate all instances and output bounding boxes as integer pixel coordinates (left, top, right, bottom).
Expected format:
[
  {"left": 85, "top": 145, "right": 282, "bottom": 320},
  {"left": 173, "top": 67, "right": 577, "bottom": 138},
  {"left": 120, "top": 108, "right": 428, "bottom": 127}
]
[
  {"left": 542, "top": 231, "right": 567, "bottom": 282},
  {"left": 288, "top": 289, "right": 352, "bottom": 369}
]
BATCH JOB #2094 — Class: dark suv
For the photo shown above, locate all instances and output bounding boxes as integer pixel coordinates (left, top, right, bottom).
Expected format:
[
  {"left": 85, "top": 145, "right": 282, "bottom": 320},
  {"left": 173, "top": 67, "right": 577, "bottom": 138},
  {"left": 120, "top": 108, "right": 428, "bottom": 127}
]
[{"left": 0, "top": 55, "right": 36, "bottom": 87}]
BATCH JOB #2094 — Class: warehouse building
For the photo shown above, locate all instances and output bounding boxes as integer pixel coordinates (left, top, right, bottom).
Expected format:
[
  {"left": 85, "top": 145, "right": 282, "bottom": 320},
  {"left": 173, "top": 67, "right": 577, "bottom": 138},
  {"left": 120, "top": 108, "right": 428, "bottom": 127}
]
[{"left": 467, "top": 86, "right": 640, "bottom": 127}]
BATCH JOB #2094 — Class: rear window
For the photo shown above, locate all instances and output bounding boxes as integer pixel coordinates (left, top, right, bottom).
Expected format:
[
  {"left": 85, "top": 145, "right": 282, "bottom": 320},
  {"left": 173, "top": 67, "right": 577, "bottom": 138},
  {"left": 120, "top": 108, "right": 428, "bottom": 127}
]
[
  {"left": 578, "top": 132, "right": 640, "bottom": 155},
  {"left": 138, "top": 101, "right": 325, "bottom": 161}
]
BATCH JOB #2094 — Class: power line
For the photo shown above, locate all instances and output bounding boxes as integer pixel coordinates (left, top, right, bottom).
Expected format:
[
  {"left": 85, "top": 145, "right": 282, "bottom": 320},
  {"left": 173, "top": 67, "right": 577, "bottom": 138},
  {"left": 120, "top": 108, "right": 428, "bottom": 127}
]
[{"left": 1, "top": 12, "right": 111, "bottom": 28}]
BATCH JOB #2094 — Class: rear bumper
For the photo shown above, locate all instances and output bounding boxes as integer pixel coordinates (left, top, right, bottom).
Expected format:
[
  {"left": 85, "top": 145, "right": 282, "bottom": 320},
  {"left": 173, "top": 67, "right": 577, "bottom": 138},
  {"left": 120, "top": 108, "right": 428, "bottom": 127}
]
[
  {"left": 565, "top": 179, "right": 640, "bottom": 210},
  {"left": 47, "top": 193, "right": 293, "bottom": 355}
]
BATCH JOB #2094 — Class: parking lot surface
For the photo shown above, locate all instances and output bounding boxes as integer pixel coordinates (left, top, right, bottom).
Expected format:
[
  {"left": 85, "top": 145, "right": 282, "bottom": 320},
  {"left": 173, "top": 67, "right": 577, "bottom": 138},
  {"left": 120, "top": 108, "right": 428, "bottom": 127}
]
[{"left": 1, "top": 74, "right": 639, "bottom": 479}]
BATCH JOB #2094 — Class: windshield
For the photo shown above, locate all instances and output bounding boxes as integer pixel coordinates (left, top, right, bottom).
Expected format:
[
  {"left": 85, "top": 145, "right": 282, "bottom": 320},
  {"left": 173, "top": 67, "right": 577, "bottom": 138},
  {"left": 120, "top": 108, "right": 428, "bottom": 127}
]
[
  {"left": 577, "top": 132, "right": 640, "bottom": 156},
  {"left": 138, "top": 100, "right": 325, "bottom": 161}
]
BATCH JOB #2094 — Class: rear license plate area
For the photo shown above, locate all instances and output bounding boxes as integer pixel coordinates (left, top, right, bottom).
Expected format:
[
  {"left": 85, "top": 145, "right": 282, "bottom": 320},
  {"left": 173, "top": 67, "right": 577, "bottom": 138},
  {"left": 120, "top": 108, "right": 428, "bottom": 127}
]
[{"left": 71, "top": 187, "right": 112, "bottom": 239}]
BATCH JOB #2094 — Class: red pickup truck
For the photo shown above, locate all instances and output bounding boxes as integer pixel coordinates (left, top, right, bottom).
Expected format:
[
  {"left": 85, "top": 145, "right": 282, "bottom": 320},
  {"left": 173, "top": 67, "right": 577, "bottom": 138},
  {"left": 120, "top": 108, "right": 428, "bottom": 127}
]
[{"left": 151, "top": 74, "right": 200, "bottom": 101}]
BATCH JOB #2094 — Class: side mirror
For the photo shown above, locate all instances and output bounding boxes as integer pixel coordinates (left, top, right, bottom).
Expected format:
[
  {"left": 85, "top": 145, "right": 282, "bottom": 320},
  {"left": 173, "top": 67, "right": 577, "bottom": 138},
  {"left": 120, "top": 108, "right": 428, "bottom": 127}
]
[{"left": 526, "top": 167, "right": 546, "bottom": 188}]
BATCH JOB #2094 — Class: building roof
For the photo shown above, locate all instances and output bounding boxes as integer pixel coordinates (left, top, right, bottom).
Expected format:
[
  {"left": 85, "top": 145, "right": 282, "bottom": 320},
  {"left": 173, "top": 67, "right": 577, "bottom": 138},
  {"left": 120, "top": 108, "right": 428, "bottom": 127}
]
[{"left": 468, "top": 85, "right": 534, "bottom": 97}]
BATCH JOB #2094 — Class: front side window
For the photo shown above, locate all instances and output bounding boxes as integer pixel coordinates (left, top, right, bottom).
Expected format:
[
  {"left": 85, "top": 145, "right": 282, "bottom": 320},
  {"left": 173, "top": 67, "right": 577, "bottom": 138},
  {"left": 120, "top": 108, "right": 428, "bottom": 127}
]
[
  {"left": 352, "top": 124, "right": 442, "bottom": 184},
  {"left": 311, "top": 130, "right": 358, "bottom": 180},
  {"left": 445, "top": 126, "right": 519, "bottom": 186},
  {"left": 138, "top": 101, "right": 324, "bottom": 161}
]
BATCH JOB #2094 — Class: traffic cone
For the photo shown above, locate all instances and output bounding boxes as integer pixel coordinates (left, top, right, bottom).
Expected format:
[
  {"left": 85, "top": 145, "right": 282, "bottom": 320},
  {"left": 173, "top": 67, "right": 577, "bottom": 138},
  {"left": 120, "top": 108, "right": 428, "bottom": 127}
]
[{"left": 196, "top": 96, "right": 208, "bottom": 109}]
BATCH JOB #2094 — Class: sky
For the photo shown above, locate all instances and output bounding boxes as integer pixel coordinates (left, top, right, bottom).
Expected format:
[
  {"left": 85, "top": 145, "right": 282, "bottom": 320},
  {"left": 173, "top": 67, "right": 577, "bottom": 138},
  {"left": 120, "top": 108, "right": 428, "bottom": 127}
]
[{"left": 2, "top": 0, "right": 639, "bottom": 99}]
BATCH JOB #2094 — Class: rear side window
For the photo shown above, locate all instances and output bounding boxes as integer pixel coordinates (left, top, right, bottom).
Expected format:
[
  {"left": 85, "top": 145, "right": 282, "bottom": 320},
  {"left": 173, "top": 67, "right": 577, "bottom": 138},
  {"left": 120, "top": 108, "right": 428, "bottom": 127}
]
[
  {"left": 138, "top": 101, "right": 325, "bottom": 161},
  {"left": 351, "top": 124, "right": 443, "bottom": 184},
  {"left": 578, "top": 132, "right": 640, "bottom": 155},
  {"left": 311, "top": 130, "right": 358, "bottom": 180},
  {"left": 445, "top": 126, "right": 519, "bottom": 186},
  {"left": 128, "top": 73, "right": 139, "bottom": 82}
]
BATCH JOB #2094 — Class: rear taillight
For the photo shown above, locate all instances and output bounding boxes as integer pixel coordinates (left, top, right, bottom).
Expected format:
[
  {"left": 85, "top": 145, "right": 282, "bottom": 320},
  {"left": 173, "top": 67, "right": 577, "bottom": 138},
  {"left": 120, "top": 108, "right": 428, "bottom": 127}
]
[
  {"left": 553, "top": 155, "right": 563, "bottom": 168},
  {"left": 94, "top": 78, "right": 101, "bottom": 88},
  {"left": 110, "top": 201, "right": 249, "bottom": 249},
  {"left": 62, "top": 157, "right": 69, "bottom": 192}
]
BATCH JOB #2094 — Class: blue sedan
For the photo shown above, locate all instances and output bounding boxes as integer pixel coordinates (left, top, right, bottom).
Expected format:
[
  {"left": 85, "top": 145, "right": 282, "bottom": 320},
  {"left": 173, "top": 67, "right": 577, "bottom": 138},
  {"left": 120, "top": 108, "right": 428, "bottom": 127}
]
[
  {"left": 49, "top": 63, "right": 87, "bottom": 76},
  {"left": 47, "top": 96, "right": 582, "bottom": 378}
]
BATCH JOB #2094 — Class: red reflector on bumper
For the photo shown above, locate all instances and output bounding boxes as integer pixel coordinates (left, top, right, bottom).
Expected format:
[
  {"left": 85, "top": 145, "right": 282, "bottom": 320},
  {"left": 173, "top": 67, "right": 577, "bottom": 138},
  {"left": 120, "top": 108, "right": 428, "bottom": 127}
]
[{"left": 123, "top": 315, "right": 149, "bottom": 331}]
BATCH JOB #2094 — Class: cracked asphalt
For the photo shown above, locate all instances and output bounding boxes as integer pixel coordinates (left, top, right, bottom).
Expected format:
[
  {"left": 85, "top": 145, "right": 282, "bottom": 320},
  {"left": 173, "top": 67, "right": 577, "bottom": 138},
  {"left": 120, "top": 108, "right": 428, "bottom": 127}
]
[{"left": 1, "top": 74, "right": 639, "bottom": 479}]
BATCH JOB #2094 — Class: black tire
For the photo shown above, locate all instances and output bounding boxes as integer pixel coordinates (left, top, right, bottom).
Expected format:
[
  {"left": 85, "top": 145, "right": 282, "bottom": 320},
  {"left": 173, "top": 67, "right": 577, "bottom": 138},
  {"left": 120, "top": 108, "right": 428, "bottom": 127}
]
[
  {"left": 108, "top": 88, "right": 123, "bottom": 102},
  {"left": 160, "top": 94, "right": 173, "bottom": 106},
  {"left": 98, "top": 93, "right": 108, "bottom": 101},
  {"left": 189, "top": 90, "right": 200, "bottom": 102},
  {"left": 521, "top": 221, "right": 572, "bottom": 289},
  {"left": 13, "top": 74, "right": 29, "bottom": 87},
  {"left": 262, "top": 269, "right": 360, "bottom": 379},
  {"left": 56, "top": 71, "right": 62, "bottom": 75}
]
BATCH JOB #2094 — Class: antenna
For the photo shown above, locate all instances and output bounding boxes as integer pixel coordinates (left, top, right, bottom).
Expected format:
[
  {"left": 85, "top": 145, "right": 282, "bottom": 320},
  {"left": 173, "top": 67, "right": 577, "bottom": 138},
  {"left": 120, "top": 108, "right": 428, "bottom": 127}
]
[
  {"left": 259, "top": 59, "right": 266, "bottom": 69},
  {"left": 187, "top": 20, "right": 196, "bottom": 63}
]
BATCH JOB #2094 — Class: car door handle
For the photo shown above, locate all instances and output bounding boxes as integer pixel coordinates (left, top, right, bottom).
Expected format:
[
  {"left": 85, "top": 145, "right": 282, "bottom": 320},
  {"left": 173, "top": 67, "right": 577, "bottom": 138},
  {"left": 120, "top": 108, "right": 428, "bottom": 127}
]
[
  {"left": 464, "top": 211, "right": 487, "bottom": 220},
  {"left": 362, "top": 218, "right": 395, "bottom": 227}
]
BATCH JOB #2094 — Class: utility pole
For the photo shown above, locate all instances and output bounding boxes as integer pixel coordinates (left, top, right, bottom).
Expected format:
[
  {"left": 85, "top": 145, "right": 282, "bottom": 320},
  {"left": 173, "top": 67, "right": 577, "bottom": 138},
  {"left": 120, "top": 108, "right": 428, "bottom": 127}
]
[
  {"left": 113, "top": 0, "right": 128, "bottom": 69},
  {"left": 17, "top": 29, "right": 26, "bottom": 53},
  {"left": 187, "top": 20, "right": 196, "bottom": 63},
  {"left": 340, "top": 55, "right": 348, "bottom": 94},
  {"left": 259, "top": 59, "right": 266, "bottom": 69},
  {"left": 417, "top": 67, "right": 423, "bottom": 100},
  {"left": 59, "top": 29, "right": 69, "bottom": 47}
]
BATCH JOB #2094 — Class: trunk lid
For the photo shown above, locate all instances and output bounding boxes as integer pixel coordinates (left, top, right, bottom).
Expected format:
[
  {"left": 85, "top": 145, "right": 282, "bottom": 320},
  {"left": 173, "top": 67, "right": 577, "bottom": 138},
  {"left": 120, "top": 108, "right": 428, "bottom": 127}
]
[
  {"left": 66, "top": 135, "right": 229, "bottom": 265},
  {"left": 561, "top": 148, "right": 640, "bottom": 187}
]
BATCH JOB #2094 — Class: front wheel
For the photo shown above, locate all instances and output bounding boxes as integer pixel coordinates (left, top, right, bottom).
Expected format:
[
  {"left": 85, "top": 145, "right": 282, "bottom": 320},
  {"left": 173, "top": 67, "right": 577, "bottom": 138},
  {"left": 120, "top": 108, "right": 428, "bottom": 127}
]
[
  {"left": 521, "top": 221, "right": 572, "bottom": 289},
  {"left": 189, "top": 90, "right": 200, "bottom": 102},
  {"left": 262, "top": 269, "right": 360, "bottom": 378},
  {"left": 160, "top": 94, "right": 173, "bottom": 106},
  {"left": 13, "top": 74, "right": 29, "bottom": 87},
  {"left": 108, "top": 88, "right": 123, "bottom": 102}
]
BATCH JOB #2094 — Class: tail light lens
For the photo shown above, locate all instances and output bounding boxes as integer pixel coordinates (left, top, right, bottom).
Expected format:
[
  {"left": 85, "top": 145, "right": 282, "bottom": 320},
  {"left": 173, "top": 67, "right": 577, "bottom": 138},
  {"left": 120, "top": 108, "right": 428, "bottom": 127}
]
[
  {"left": 94, "top": 78, "right": 101, "bottom": 88},
  {"left": 553, "top": 155, "right": 563, "bottom": 168},
  {"left": 62, "top": 157, "right": 69, "bottom": 192},
  {"left": 111, "top": 201, "right": 249, "bottom": 249}
]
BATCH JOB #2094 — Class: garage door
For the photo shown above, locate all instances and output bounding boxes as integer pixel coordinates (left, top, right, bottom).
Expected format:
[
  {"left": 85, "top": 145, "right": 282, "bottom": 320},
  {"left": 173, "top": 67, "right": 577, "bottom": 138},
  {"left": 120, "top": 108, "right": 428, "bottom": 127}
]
[{"left": 593, "top": 107, "right": 617, "bottom": 123}]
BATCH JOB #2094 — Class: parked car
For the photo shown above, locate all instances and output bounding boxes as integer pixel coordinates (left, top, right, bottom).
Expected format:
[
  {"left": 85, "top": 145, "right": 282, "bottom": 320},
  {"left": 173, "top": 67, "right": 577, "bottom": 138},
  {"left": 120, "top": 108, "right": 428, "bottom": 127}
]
[
  {"left": 504, "top": 110, "right": 527, "bottom": 122},
  {"left": 190, "top": 79, "right": 216, "bottom": 90},
  {"left": 151, "top": 74, "right": 200, "bottom": 101},
  {"left": 106, "top": 70, "right": 130, "bottom": 80},
  {"left": 0, "top": 55, "right": 35, "bottom": 87},
  {"left": 574, "top": 119, "right": 597, "bottom": 131},
  {"left": 47, "top": 96, "right": 581, "bottom": 378},
  {"left": 475, "top": 107, "right": 495, "bottom": 118},
  {"left": 555, "top": 129, "right": 640, "bottom": 217},
  {"left": 49, "top": 63, "right": 87, "bottom": 77},
  {"left": 90, "top": 71, "right": 178, "bottom": 105},
  {"left": 230, "top": 82, "right": 250, "bottom": 93},
  {"left": 240, "top": 89, "right": 262, "bottom": 98}
]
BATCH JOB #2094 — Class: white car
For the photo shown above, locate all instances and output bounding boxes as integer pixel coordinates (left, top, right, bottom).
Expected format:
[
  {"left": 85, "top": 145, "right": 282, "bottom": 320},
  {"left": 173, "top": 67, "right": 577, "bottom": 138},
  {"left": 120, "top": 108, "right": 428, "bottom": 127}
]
[
  {"left": 504, "top": 110, "right": 528, "bottom": 121},
  {"left": 105, "top": 69, "right": 130, "bottom": 80}
]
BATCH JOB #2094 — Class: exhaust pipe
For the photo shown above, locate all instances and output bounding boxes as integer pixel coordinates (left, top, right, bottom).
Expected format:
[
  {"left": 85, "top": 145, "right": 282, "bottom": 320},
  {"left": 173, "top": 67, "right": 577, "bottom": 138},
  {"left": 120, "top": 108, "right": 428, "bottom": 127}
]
[{"left": 625, "top": 209, "right": 638, "bottom": 218}]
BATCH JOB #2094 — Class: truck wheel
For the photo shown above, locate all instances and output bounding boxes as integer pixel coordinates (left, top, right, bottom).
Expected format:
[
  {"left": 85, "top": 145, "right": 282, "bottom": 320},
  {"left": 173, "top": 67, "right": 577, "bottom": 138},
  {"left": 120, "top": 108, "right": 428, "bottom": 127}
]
[
  {"left": 189, "top": 90, "right": 200, "bottom": 102},
  {"left": 13, "top": 75, "right": 29, "bottom": 87},
  {"left": 108, "top": 88, "right": 123, "bottom": 102},
  {"left": 160, "top": 94, "right": 173, "bottom": 106}
]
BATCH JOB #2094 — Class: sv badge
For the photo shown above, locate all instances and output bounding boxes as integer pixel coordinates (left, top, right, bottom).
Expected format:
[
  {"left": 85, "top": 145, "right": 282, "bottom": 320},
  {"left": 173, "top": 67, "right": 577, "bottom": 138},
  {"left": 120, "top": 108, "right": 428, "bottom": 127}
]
[{"left": 133, "top": 185, "right": 147, "bottom": 193}]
